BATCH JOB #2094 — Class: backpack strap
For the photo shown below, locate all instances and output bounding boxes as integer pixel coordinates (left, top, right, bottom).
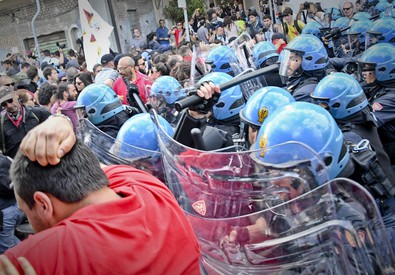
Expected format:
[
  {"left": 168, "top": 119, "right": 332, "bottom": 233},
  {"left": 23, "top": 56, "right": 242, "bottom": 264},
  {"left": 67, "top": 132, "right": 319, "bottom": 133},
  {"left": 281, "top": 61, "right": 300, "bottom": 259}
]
[
  {"left": 294, "top": 19, "right": 302, "bottom": 34},
  {"left": 25, "top": 106, "right": 40, "bottom": 123},
  {"left": 1, "top": 112, "right": 6, "bottom": 155}
]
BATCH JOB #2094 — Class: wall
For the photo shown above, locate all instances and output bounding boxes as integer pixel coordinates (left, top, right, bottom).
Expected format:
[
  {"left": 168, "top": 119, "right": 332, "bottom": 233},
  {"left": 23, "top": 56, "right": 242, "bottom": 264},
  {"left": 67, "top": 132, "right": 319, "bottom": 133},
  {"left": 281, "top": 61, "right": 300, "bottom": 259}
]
[
  {"left": 0, "top": 0, "right": 80, "bottom": 58},
  {"left": 111, "top": 0, "right": 158, "bottom": 54},
  {"left": 0, "top": 0, "right": 160, "bottom": 60}
]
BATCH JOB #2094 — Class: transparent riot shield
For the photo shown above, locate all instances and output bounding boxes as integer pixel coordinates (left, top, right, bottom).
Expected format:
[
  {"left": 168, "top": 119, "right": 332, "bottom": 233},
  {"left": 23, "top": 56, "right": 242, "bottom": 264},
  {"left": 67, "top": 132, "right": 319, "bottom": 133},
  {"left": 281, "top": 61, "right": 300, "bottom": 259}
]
[
  {"left": 228, "top": 32, "right": 255, "bottom": 72},
  {"left": 190, "top": 44, "right": 208, "bottom": 87},
  {"left": 151, "top": 110, "right": 395, "bottom": 274},
  {"left": 228, "top": 32, "right": 267, "bottom": 99},
  {"left": 77, "top": 118, "right": 165, "bottom": 181}
]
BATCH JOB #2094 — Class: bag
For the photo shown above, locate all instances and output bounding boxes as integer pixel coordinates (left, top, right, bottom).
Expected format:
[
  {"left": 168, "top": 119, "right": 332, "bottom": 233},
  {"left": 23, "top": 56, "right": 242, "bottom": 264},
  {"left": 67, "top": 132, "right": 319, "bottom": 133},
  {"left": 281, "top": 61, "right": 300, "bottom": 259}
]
[{"left": 0, "top": 154, "right": 13, "bottom": 197}]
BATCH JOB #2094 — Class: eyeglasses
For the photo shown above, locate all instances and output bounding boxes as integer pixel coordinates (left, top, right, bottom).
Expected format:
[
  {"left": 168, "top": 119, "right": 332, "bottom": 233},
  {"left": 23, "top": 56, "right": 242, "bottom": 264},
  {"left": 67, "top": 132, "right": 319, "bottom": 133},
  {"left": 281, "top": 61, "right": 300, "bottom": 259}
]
[
  {"left": 138, "top": 62, "right": 145, "bottom": 66},
  {"left": 1, "top": 98, "right": 13, "bottom": 107},
  {"left": 118, "top": 66, "right": 130, "bottom": 72},
  {"left": 343, "top": 7, "right": 352, "bottom": 11},
  {"left": 4, "top": 82, "right": 15, "bottom": 87}
]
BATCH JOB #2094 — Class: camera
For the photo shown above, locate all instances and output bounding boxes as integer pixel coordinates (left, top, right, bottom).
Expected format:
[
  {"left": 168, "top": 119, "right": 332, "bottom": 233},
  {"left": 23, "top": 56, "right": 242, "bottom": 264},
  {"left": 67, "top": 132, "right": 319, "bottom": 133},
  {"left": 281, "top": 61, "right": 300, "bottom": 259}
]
[
  {"left": 56, "top": 42, "right": 66, "bottom": 49},
  {"left": 303, "top": 1, "right": 311, "bottom": 10}
]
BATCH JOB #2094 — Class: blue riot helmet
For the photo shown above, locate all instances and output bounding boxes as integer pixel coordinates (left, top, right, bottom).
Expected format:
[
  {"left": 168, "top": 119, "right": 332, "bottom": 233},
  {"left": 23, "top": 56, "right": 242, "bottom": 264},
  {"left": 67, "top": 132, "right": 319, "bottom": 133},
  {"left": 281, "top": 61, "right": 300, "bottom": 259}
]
[
  {"left": 301, "top": 22, "right": 323, "bottom": 39},
  {"left": 380, "top": 8, "right": 395, "bottom": 18},
  {"left": 324, "top": 7, "right": 342, "bottom": 21},
  {"left": 347, "top": 20, "right": 373, "bottom": 50},
  {"left": 358, "top": 43, "right": 395, "bottom": 84},
  {"left": 332, "top": 17, "right": 351, "bottom": 30},
  {"left": 351, "top": 12, "right": 372, "bottom": 22},
  {"left": 279, "top": 34, "right": 329, "bottom": 82},
  {"left": 240, "top": 86, "right": 295, "bottom": 128},
  {"left": 251, "top": 41, "right": 279, "bottom": 69},
  {"left": 365, "top": 17, "right": 395, "bottom": 49},
  {"left": 373, "top": 0, "right": 392, "bottom": 15},
  {"left": 197, "top": 72, "right": 245, "bottom": 121},
  {"left": 149, "top": 76, "right": 187, "bottom": 124},
  {"left": 75, "top": 83, "right": 124, "bottom": 125},
  {"left": 360, "top": 0, "right": 379, "bottom": 12},
  {"left": 205, "top": 45, "right": 240, "bottom": 76},
  {"left": 255, "top": 102, "right": 349, "bottom": 180},
  {"left": 311, "top": 73, "right": 368, "bottom": 119},
  {"left": 150, "top": 76, "right": 186, "bottom": 105},
  {"left": 114, "top": 113, "right": 174, "bottom": 158}
]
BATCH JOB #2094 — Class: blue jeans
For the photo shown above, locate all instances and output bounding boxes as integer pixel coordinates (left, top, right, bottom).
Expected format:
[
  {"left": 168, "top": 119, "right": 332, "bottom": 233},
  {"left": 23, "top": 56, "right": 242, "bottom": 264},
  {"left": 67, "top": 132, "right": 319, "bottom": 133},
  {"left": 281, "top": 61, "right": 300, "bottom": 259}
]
[{"left": 0, "top": 203, "right": 25, "bottom": 254}]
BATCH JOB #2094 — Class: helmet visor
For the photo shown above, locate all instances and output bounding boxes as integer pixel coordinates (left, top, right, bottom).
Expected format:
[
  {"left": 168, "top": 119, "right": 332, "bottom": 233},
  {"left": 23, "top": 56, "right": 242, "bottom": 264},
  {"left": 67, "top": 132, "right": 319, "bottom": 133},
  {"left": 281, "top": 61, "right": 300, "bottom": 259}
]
[
  {"left": 75, "top": 106, "right": 88, "bottom": 122},
  {"left": 358, "top": 62, "right": 377, "bottom": 84},
  {"left": 279, "top": 49, "right": 304, "bottom": 83},
  {"left": 365, "top": 32, "right": 382, "bottom": 50},
  {"left": 148, "top": 93, "right": 168, "bottom": 115},
  {"left": 348, "top": 34, "right": 360, "bottom": 50}
]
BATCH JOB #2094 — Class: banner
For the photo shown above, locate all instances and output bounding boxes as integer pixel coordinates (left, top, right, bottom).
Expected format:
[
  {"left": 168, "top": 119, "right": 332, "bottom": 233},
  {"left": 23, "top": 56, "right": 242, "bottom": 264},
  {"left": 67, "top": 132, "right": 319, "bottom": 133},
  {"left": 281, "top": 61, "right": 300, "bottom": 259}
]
[{"left": 78, "top": 0, "right": 114, "bottom": 71}]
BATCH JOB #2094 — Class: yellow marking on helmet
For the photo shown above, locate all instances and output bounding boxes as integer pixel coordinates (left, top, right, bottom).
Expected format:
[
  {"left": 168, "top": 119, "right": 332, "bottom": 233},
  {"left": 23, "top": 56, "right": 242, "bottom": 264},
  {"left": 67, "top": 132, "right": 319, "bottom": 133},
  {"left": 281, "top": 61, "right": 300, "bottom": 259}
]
[{"left": 258, "top": 107, "right": 268, "bottom": 123}]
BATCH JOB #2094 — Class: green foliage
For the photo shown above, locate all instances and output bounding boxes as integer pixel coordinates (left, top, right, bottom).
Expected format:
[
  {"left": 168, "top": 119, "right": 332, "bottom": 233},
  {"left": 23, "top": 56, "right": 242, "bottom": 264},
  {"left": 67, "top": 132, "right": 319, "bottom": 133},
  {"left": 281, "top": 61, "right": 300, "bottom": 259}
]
[{"left": 163, "top": 0, "right": 206, "bottom": 23}]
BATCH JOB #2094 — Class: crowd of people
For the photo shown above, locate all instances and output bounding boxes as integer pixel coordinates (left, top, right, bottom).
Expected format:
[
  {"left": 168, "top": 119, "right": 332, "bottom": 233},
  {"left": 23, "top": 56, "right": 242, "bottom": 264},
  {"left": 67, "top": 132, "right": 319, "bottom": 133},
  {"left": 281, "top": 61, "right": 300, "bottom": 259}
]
[{"left": 1, "top": 0, "right": 395, "bottom": 273}]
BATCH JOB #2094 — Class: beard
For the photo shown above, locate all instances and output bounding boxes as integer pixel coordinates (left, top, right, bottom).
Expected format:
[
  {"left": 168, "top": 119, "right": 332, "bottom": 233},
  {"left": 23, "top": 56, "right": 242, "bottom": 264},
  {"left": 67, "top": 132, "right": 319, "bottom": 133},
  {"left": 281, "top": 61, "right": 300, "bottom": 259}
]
[{"left": 138, "top": 68, "right": 147, "bottom": 75}]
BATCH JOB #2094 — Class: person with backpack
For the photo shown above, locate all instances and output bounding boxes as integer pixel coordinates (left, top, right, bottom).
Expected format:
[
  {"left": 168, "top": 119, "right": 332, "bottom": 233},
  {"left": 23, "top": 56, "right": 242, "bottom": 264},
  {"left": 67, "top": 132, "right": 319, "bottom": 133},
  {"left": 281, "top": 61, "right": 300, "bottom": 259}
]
[
  {"left": 0, "top": 86, "right": 50, "bottom": 158},
  {"left": 0, "top": 154, "right": 25, "bottom": 254},
  {"left": 281, "top": 7, "right": 305, "bottom": 42}
]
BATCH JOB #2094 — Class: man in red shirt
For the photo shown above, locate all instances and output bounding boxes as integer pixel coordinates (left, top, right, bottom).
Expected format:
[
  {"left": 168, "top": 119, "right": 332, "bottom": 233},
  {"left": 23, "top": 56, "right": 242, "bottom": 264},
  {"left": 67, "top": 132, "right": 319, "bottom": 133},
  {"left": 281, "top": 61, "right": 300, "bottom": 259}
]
[
  {"left": 2, "top": 116, "right": 200, "bottom": 274},
  {"left": 113, "top": 56, "right": 153, "bottom": 104}
]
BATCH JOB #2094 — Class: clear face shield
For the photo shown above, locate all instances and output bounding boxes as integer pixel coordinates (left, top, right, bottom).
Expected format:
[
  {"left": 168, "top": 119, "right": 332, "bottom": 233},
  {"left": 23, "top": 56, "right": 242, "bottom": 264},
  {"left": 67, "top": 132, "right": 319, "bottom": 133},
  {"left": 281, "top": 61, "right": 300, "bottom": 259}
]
[
  {"left": 365, "top": 32, "right": 382, "bottom": 50},
  {"left": 190, "top": 44, "right": 208, "bottom": 87},
  {"left": 75, "top": 106, "right": 88, "bottom": 122},
  {"left": 347, "top": 33, "right": 360, "bottom": 50},
  {"left": 358, "top": 62, "right": 377, "bottom": 84},
  {"left": 279, "top": 50, "right": 304, "bottom": 84},
  {"left": 310, "top": 95, "right": 331, "bottom": 111}
]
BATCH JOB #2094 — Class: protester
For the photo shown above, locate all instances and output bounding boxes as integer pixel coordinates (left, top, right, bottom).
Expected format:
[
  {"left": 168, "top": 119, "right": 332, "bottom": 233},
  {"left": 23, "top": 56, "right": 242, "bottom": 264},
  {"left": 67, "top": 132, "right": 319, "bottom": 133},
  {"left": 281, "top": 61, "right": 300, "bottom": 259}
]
[{"left": 2, "top": 115, "right": 200, "bottom": 274}]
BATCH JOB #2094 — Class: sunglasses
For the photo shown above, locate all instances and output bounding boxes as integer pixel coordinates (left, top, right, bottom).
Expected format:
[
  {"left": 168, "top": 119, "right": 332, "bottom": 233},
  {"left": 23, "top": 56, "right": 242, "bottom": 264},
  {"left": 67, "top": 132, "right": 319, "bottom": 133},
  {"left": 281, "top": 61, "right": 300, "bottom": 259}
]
[
  {"left": 343, "top": 7, "right": 352, "bottom": 11},
  {"left": 75, "top": 81, "right": 83, "bottom": 85},
  {"left": 60, "top": 78, "right": 68, "bottom": 82},
  {"left": 4, "top": 82, "right": 15, "bottom": 87},
  {"left": 1, "top": 98, "right": 13, "bottom": 107}
]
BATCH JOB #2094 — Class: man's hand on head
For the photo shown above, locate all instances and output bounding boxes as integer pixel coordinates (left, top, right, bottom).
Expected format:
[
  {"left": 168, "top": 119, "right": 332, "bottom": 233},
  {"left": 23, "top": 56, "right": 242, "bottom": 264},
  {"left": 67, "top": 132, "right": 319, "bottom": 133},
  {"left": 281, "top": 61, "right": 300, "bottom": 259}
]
[{"left": 20, "top": 116, "right": 76, "bottom": 166}]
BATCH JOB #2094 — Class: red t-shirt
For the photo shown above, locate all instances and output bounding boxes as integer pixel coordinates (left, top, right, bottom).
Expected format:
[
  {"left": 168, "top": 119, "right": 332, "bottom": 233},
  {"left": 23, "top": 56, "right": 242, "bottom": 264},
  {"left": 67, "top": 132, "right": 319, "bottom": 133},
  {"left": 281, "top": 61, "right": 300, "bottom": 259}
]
[
  {"left": 113, "top": 72, "right": 152, "bottom": 104},
  {"left": 5, "top": 165, "right": 200, "bottom": 274}
]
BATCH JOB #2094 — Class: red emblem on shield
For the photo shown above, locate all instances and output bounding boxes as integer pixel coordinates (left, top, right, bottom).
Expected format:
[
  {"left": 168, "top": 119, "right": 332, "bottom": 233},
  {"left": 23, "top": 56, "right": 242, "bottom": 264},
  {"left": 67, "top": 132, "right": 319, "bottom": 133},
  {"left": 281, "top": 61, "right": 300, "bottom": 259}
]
[
  {"left": 192, "top": 200, "right": 206, "bottom": 216},
  {"left": 372, "top": 102, "right": 383, "bottom": 111}
]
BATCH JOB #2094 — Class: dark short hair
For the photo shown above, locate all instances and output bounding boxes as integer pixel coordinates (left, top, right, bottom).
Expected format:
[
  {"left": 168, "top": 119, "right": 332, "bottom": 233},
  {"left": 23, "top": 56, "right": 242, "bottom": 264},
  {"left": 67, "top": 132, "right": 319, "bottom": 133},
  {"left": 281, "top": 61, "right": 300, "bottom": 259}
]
[
  {"left": 262, "top": 14, "right": 272, "bottom": 20},
  {"left": 155, "top": 62, "right": 169, "bottom": 76},
  {"left": 283, "top": 7, "right": 293, "bottom": 16},
  {"left": 2, "top": 59, "right": 12, "bottom": 65},
  {"left": 74, "top": 72, "right": 93, "bottom": 87},
  {"left": 21, "top": 62, "right": 31, "bottom": 70},
  {"left": 68, "top": 49, "right": 76, "bottom": 57},
  {"left": 37, "top": 83, "right": 56, "bottom": 105},
  {"left": 42, "top": 66, "right": 56, "bottom": 80},
  {"left": 248, "top": 10, "right": 258, "bottom": 17},
  {"left": 10, "top": 139, "right": 109, "bottom": 209},
  {"left": 55, "top": 82, "right": 69, "bottom": 100},
  {"left": 26, "top": 66, "right": 38, "bottom": 80}
]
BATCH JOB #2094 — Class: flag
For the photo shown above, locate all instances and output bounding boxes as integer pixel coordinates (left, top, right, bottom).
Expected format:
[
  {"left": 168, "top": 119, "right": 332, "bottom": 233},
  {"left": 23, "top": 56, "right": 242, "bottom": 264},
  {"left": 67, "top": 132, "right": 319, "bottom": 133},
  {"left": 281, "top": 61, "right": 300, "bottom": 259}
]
[{"left": 78, "top": 0, "right": 114, "bottom": 71}]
